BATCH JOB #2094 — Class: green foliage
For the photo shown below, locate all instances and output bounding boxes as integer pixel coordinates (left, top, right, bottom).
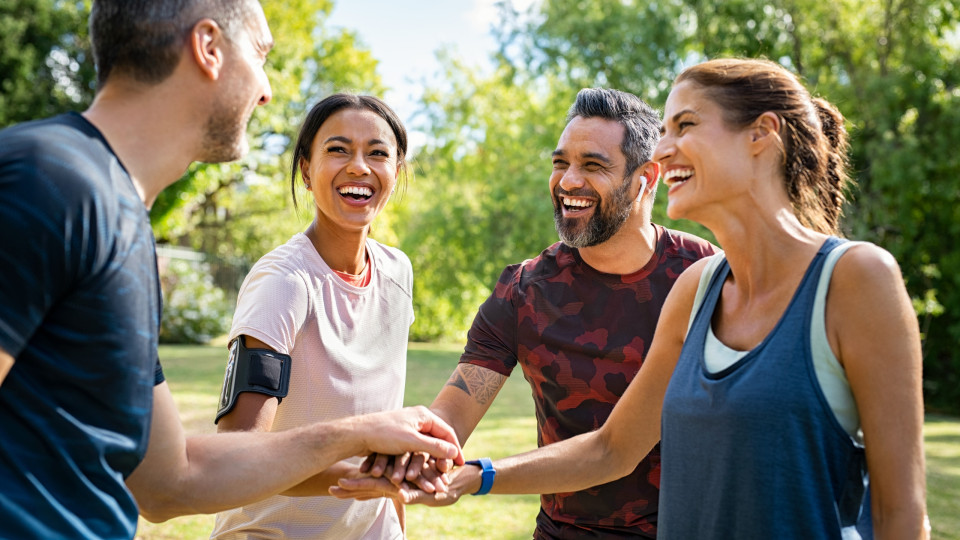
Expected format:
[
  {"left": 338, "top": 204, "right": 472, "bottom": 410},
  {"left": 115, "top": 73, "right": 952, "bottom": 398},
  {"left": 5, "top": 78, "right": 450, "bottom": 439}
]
[
  {"left": 395, "top": 54, "right": 572, "bottom": 340},
  {"left": 0, "top": 0, "right": 95, "bottom": 126},
  {"left": 159, "top": 260, "right": 232, "bottom": 344},
  {"left": 479, "top": 0, "right": 960, "bottom": 412}
]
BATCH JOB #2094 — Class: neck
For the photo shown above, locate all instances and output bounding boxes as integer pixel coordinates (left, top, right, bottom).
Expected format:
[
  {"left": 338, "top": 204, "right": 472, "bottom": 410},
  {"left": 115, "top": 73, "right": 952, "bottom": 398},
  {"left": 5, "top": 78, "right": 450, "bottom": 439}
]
[
  {"left": 577, "top": 215, "right": 658, "bottom": 275},
  {"left": 82, "top": 80, "right": 203, "bottom": 208},
  {"left": 305, "top": 220, "right": 369, "bottom": 275},
  {"left": 709, "top": 205, "right": 826, "bottom": 296}
]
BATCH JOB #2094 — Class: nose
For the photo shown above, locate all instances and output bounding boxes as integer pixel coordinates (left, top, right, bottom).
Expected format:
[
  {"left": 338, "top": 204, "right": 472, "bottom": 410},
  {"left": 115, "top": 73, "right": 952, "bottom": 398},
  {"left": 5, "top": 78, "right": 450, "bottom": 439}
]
[
  {"left": 257, "top": 73, "right": 272, "bottom": 106},
  {"left": 557, "top": 167, "right": 586, "bottom": 193},
  {"left": 653, "top": 136, "right": 673, "bottom": 162},
  {"left": 346, "top": 152, "right": 371, "bottom": 176}
]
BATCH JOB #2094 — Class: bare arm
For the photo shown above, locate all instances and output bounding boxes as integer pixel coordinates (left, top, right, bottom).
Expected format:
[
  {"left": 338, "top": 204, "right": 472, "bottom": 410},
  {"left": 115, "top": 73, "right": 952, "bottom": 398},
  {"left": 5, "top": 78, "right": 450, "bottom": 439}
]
[
  {"left": 215, "top": 337, "right": 363, "bottom": 497},
  {"left": 432, "top": 363, "right": 508, "bottom": 443},
  {"left": 829, "top": 245, "right": 927, "bottom": 539},
  {"left": 335, "top": 262, "right": 705, "bottom": 503},
  {"left": 127, "top": 381, "right": 462, "bottom": 522},
  {"left": 364, "top": 363, "right": 507, "bottom": 486},
  {"left": 0, "top": 348, "right": 13, "bottom": 387}
]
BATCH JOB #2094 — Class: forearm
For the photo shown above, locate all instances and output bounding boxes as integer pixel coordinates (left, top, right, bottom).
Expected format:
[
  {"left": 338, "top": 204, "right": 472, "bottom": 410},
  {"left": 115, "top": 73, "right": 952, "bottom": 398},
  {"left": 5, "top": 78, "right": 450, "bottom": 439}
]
[
  {"left": 280, "top": 459, "right": 362, "bottom": 497},
  {"left": 430, "top": 364, "right": 506, "bottom": 444},
  {"left": 873, "top": 510, "right": 929, "bottom": 540},
  {"left": 443, "top": 429, "right": 635, "bottom": 498},
  {"left": 132, "top": 419, "right": 363, "bottom": 521}
]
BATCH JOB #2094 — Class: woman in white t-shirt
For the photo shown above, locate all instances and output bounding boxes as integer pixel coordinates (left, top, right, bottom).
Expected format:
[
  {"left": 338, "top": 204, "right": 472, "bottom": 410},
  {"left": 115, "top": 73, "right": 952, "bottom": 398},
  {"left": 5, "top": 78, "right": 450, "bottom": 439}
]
[{"left": 210, "top": 94, "right": 437, "bottom": 539}]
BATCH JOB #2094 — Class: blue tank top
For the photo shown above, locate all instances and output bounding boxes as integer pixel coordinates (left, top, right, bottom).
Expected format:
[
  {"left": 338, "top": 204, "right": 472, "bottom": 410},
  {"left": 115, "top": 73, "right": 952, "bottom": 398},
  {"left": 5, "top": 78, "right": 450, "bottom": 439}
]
[{"left": 659, "top": 237, "right": 871, "bottom": 539}]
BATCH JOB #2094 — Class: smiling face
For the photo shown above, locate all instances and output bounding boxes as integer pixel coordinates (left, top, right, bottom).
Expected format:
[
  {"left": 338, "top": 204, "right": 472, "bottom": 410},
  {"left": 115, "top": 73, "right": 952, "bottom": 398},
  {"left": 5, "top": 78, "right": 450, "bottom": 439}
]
[
  {"left": 200, "top": 2, "right": 274, "bottom": 163},
  {"left": 655, "top": 80, "right": 752, "bottom": 222},
  {"left": 301, "top": 108, "right": 400, "bottom": 234},
  {"left": 550, "top": 116, "right": 640, "bottom": 248}
]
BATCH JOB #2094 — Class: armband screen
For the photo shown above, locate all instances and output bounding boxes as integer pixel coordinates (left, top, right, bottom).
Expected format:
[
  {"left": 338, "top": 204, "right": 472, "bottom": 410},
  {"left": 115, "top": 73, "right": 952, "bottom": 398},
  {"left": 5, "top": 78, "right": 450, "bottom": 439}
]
[{"left": 215, "top": 337, "right": 292, "bottom": 424}]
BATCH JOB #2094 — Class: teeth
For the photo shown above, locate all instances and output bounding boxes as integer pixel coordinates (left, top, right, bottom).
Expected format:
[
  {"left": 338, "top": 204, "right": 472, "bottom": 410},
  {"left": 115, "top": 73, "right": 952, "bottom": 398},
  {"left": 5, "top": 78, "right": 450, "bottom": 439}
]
[
  {"left": 663, "top": 169, "right": 693, "bottom": 184},
  {"left": 561, "top": 197, "right": 594, "bottom": 208},
  {"left": 338, "top": 186, "right": 373, "bottom": 197}
]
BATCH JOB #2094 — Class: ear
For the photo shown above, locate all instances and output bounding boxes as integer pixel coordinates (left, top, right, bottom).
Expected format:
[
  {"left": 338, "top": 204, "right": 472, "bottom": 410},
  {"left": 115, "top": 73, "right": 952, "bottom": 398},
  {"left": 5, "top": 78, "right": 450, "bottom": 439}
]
[
  {"left": 632, "top": 161, "right": 660, "bottom": 202},
  {"left": 639, "top": 161, "right": 660, "bottom": 192},
  {"left": 749, "top": 112, "right": 781, "bottom": 155},
  {"left": 189, "top": 18, "right": 226, "bottom": 81},
  {"left": 299, "top": 156, "right": 312, "bottom": 188}
]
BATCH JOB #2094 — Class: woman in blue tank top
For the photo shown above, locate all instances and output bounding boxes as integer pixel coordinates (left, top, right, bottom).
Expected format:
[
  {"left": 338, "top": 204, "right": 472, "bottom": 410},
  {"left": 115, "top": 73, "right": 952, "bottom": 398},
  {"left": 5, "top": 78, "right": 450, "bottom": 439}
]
[{"left": 335, "top": 58, "right": 929, "bottom": 539}]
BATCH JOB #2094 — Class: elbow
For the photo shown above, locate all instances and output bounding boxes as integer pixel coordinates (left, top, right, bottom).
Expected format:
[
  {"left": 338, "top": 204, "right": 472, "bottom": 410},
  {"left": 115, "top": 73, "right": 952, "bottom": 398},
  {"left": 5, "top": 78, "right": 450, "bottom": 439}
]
[
  {"left": 135, "top": 496, "right": 180, "bottom": 524},
  {"left": 597, "top": 429, "right": 640, "bottom": 484},
  {"left": 131, "top": 485, "right": 196, "bottom": 523}
]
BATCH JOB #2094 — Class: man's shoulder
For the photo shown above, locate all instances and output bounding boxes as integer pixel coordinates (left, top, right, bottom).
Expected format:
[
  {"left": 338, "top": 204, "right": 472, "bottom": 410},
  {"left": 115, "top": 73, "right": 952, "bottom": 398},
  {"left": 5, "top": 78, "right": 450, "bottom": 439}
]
[
  {"left": 0, "top": 113, "right": 96, "bottom": 154},
  {"left": 658, "top": 225, "right": 719, "bottom": 262},
  {"left": 498, "top": 241, "right": 574, "bottom": 285},
  {"left": 0, "top": 113, "right": 117, "bottom": 199}
]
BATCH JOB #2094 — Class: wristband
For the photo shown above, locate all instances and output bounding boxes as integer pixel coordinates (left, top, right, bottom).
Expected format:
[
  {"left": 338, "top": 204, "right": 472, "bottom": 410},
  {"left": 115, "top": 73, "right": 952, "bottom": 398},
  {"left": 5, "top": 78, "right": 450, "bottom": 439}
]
[{"left": 465, "top": 457, "right": 495, "bottom": 495}]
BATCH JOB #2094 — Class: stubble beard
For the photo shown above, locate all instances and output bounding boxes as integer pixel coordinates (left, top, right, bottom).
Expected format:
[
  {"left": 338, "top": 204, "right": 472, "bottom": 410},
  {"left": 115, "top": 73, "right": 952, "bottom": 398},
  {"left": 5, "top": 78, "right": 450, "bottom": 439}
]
[{"left": 199, "top": 100, "right": 250, "bottom": 164}]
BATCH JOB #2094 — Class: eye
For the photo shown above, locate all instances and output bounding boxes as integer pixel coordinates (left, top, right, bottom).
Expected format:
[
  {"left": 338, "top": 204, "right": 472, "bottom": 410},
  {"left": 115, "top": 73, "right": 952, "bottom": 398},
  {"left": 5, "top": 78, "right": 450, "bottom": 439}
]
[
  {"left": 583, "top": 162, "right": 602, "bottom": 172},
  {"left": 678, "top": 121, "right": 695, "bottom": 133},
  {"left": 370, "top": 149, "right": 390, "bottom": 157},
  {"left": 326, "top": 145, "right": 348, "bottom": 154},
  {"left": 552, "top": 159, "right": 568, "bottom": 170}
]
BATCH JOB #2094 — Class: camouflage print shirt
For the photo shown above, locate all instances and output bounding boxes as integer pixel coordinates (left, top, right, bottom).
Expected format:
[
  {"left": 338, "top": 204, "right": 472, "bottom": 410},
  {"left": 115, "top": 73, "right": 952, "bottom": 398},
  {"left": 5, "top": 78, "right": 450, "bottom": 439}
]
[{"left": 461, "top": 224, "right": 717, "bottom": 539}]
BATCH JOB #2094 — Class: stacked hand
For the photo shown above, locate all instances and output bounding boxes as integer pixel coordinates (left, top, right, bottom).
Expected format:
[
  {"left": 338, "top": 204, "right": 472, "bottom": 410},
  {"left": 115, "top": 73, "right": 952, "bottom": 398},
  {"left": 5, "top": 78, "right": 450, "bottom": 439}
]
[
  {"left": 331, "top": 451, "right": 481, "bottom": 507},
  {"left": 351, "top": 406, "right": 464, "bottom": 466}
]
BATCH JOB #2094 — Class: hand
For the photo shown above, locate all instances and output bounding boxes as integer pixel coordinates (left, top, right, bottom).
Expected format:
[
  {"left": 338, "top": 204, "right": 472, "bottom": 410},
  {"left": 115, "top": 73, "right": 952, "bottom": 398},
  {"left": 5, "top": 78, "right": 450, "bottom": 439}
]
[
  {"left": 331, "top": 462, "right": 481, "bottom": 507},
  {"left": 361, "top": 452, "right": 452, "bottom": 493},
  {"left": 351, "top": 406, "right": 464, "bottom": 465}
]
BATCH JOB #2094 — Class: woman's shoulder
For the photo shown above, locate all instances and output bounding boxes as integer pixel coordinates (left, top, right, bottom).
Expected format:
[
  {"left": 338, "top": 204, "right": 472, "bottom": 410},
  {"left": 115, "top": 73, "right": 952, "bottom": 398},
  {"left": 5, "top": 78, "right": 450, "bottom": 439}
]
[
  {"left": 366, "top": 238, "right": 412, "bottom": 269},
  {"left": 830, "top": 240, "right": 900, "bottom": 285},
  {"left": 246, "top": 235, "right": 314, "bottom": 280}
]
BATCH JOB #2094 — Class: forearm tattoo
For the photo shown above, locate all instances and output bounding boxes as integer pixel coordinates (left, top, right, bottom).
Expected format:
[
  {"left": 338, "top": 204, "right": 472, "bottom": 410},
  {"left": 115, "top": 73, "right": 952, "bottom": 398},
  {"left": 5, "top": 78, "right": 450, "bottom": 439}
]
[{"left": 445, "top": 364, "right": 505, "bottom": 406}]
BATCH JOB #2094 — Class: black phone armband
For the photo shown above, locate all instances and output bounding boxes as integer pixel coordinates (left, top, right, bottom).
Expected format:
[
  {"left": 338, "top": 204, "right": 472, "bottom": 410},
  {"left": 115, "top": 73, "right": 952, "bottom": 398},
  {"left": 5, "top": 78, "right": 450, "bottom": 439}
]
[{"left": 215, "top": 336, "right": 292, "bottom": 424}]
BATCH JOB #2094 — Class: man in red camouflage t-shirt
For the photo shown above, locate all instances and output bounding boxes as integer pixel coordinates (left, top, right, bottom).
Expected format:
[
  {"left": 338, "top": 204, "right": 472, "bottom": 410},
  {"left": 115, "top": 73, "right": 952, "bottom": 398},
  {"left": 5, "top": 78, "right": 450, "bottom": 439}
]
[{"left": 346, "top": 88, "right": 716, "bottom": 539}]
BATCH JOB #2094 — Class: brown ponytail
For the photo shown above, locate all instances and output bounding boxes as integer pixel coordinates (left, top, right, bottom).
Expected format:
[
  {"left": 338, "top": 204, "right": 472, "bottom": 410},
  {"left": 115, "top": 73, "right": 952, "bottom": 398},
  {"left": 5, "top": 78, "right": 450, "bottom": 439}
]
[{"left": 675, "top": 58, "right": 852, "bottom": 235}]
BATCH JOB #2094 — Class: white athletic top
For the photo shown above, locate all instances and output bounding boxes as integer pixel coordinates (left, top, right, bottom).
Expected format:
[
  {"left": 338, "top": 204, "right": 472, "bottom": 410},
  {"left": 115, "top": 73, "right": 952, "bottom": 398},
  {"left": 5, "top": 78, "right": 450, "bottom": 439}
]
[
  {"left": 689, "top": 244, "right": 863, "bottom": 443},
  {"left": 211, "top": 233, "right": 413, "bottom": 540}
]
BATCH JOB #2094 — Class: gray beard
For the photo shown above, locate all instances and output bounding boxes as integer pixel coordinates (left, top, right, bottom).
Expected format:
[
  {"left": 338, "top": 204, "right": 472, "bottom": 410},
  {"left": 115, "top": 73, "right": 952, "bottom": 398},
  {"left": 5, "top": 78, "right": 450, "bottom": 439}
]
[{"left": 554, "top": 175, "right": 634, "bottom": 248}]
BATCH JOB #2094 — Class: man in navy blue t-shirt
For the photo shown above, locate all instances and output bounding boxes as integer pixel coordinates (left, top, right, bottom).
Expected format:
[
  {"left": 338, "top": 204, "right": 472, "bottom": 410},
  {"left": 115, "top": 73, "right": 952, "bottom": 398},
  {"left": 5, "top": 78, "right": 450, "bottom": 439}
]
[{"left": 0, "top": 2, "right": 462, "bottom": 538}]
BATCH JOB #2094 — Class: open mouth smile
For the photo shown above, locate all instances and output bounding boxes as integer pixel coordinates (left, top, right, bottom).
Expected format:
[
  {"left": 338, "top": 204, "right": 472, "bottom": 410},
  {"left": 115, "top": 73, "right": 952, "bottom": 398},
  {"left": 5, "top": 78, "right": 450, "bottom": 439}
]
[
  {"left": 560, "top": 195, "right": 596, "bottom": 216},
  {"left": 337, "top": 185, "right": 374, "bottom": 202},
  {"left": 662, "top": 168, "right": 693, "bottom": 188}
]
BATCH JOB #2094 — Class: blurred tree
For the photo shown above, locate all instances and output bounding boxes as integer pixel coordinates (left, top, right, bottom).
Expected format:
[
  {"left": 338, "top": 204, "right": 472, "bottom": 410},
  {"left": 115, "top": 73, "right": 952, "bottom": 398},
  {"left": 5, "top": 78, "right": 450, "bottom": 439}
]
[
  {"left": 396, "top": 53, "right": 572, "bottom": 339},
  {"left": 0, "top": 0, "right": 95, "bottom": 127},
  {"left": 488, "top": 0, "right": 960, "bottom": 411}
]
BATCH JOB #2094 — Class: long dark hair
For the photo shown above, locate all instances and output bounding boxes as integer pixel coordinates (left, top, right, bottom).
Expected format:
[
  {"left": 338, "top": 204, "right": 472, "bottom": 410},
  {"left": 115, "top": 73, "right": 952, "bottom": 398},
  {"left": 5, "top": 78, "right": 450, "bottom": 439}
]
[{"left": 290, "top": 94, "right": 409, "bottom": 210}]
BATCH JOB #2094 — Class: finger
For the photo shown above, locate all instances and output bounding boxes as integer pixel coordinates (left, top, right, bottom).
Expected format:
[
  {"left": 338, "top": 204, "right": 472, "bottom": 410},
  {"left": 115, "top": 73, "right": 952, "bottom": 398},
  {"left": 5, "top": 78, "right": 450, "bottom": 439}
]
[
  {"left": 389, "top": 454, "right": 409, "bottom": 486},
  {"left": 413, "top": 408, "right": 465, "bottom": 464},
  {"left": 329, "top": 487, "right": 387, "bottom": 501},
  {"left": 400, "top": 485, "right": 459, "bottom": 507},
  {"left": 337, "top": 476, "right": 401, "bottom": 495},
  {"left": 360, "top": 453, "right": 378, "bottom": 474},
  {"left": 369, "top": 453, "right": 391, "bottom": 477},
  {"left": 406, "top": 453, "right": 427, "bottom": 481},
  {"left": 436, "top": 457, "right": 453, "bottom": 474}
]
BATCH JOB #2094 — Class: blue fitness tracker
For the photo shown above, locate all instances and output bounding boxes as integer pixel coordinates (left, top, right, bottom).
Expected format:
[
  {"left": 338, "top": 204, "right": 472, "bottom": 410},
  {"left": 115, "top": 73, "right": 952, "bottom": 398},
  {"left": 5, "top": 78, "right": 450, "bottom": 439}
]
[{"left": 465, "top": 457, "right": 496, "bottom": 495}]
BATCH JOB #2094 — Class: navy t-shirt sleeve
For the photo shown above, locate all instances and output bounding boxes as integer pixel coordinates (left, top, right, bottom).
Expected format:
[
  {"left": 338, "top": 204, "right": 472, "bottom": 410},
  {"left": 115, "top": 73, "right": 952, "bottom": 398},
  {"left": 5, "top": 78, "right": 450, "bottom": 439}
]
[
  {"left": 460, "top": 264, "right": 521, "bottom": 376},
  {"left": 0, "top": 143, "right": 81, "bottom": 356},
  {"left": 154, "top": 360, "right": 165, "bottom": 385}
]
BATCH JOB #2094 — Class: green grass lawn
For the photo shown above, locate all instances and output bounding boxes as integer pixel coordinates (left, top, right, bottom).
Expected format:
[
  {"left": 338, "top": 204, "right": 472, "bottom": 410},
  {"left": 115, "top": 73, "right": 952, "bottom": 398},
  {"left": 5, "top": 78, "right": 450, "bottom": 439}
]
[{"left": 136, "top": 343, "right": 960, "bottom": 540}]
